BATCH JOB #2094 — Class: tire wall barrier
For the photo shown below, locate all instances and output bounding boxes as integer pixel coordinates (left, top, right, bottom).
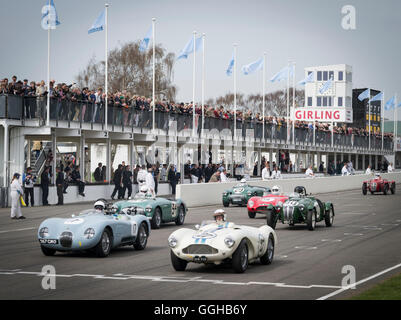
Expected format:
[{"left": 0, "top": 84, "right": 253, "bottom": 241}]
[{"left": 176, "top": 172, "right": 401, "bottom": 207}]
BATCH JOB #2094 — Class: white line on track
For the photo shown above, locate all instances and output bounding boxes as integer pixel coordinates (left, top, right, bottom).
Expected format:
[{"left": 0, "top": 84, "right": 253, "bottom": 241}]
[
  {"left": 317, "top": 262, "right": 401, "bottom": 300},
  {"left": 321, "top": 239, "right": 342, "bottom": 243},
  {"left": 344, "top": 233, "right": 364, "bottom": 236},
  {"left": 294, "top": 246, "right": 318, "bottom": 250},
  {"left": 0, "top": 269, "right": 341, "bottom": 290},
  {"left": 0, "top": 227, "right": 35, "bottom": 234}
]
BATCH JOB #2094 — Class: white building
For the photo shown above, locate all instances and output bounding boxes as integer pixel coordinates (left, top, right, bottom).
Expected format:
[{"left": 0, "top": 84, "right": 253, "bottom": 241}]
[{"left": 303, "top": 64, "right": 353, "bottom": 122}]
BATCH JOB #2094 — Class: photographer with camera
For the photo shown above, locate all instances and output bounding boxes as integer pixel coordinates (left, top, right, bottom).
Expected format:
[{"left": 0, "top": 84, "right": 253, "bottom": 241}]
[{"left": 23, "top": 167, "right": 36, "bottom": 207}]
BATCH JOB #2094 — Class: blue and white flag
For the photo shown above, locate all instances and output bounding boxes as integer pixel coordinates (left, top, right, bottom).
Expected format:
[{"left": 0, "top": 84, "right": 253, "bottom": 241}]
[
  {"left": 88, "top": 9, "right": 105, "bottom": 34},
  {"left": 369, "top": 92, "right": 383, "bottom": 103},
  {"left": 298, "top": 72, "right": 314, "bottom": 86},
  {"left": 177, "top": 36, "right": 202, "bottom": 60},
  {"left": 241, "top": 57, "right": 264, "bottom": 75},
  {"left": 270, "top": 65, "right": 294, "bottom": 83},
  {"left": 41, "top": 0, "right": 60, "bottom": 30},
  {"left": 226, "top": 52, "right": 235, "bottom": 76},
  {"left": 358, "top": 89, "right": 370, "bottom": 101},
  {"left": 139, "top": 26, "right": 152, "bottom": 52},
  {"left": 319, "top": 76, "right": 333, "bottom": 94},
  {"left": 384, "top": 96, "right": 395, "bottom": 110}
]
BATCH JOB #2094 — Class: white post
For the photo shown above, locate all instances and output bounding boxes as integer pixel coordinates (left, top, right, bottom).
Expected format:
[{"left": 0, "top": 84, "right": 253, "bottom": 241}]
[
  {"left": 46, "top": 1, "right": 51, "bottom": 126},
  {"left": 201, "top": 33, "right": 205, "bottom": 134},
  {"left": 233, "top": 44, "right": 237, "bottom": 139},
  {"left": 152, "top": 17, "right": 156, "bottom": 131},
  {"left": 192, "top": 31, "right": 196, "bottom": 137},
  {"left": 105, "top": 3, "right": 109, "bottom": 132},
  {"left": 3, "top": 124, "right": 8, "bottom": 187},
  {"left": 286, "top": 60, "right": 290, "bottom": 144},
  {"left": 262, "top": 53, "right": 266, "bottom": 142},
  {"left": 331, "top": 121, "right": 334, "bottom": 148},
  {"left": 395, "top": 94, "right": 398, "bottom": 153},
  {"left": 292, "top": 61, "right": 296, "bottom": 145}
]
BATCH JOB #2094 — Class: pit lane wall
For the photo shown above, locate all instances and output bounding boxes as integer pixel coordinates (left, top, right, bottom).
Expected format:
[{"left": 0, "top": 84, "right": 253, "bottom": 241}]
[{"left": 176, "top": 172, "right": 401, "bottom": 207}]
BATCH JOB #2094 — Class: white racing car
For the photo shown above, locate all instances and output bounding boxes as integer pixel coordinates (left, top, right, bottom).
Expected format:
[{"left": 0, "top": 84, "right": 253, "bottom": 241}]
[{"left": 168, "top": 213, "right": 277, "bottom": 273}]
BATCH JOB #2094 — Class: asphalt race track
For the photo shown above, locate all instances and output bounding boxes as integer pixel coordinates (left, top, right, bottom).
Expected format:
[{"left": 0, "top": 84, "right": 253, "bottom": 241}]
[{"left": 0, "top": 187, "right": 400, "bottom": 300}]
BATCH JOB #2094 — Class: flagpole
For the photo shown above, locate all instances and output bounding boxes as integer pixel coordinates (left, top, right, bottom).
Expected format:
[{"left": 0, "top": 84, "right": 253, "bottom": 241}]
[
  {"left": 201, "top": 33, "right": 205, "bottom": 134},
  {"left": 233, "top": 44, "right": 237, "bottom": 139},
  {"left": 262, "top": 52, "right": 266, "bottom": 142},
  {"left": 292, "top": 61, "right": 295, "bottom": 145},
  {"left": 368, "top": 89, "right": 371, "bottom": 150},
  {"left": 46, "top": 1, "right": 51, "bottom": 126},
  {"left": 287, "top": 60, "right": 290, "bottom": 144},
  {"left": 395, "top": 94, "right": 398, "bottom": 153},
  {"left": 381, "top": 91, "right": 384, "bottom": 151},
  {"left": 192, "top": 31, "right": 196, "bottom": 137},
  {"left": 152, "top": 17, "right": 156, "bottom": 131},
  {"left": 105, "top": 3, "right": 109, "bottom": 132}
]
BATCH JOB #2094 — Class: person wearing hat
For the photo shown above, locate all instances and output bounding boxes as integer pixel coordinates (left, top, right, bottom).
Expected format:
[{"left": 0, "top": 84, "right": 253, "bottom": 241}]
[
  {"left": 213, "top": 209, "right": 226, "bottom": 223},
  {"left": 10, "top": 173, "right": 25, "bottom": 220}
]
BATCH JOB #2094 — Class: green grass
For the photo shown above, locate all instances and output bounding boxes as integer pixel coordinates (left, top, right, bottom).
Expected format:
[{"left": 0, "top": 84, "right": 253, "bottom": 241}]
[{"left": 350, "top": 272, "right": 401, "bottom": 300}]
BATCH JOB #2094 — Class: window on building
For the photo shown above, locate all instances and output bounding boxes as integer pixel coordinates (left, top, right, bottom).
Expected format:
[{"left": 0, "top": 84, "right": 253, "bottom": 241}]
[
  {"left": 338, "top": 71, "right": 344, "bottom": 81},
  {"left": 346, "top": 96, "right": 352, "bottom": 107},
  {"left": 329, "top": 71, "right": 334, "bottom": 80},
  {"left": 346, "top": 72, "right": 352, "bottom": 82},
  {"left": 317, "top": 71, "right": 322, "bottom": 81},
  {"left": 323, "top": 97, "right": 328, "bottom": 106},
  {"left": 338, "top": 97, "right": 343, "bottom": 107},
  {"left": 317, "top": 97, "right": 322, "bottom": 107},
  {"left": 323, "top": 71, "right": 328, "bottom": 81},
  {"left": 307, "top": 97, "right": 313, "bottom": 107}
]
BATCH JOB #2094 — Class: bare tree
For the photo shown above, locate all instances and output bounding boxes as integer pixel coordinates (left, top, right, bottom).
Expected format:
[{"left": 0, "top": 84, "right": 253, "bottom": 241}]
[{"left": 76, "top": 41, "right": 177, "bottom": 101}]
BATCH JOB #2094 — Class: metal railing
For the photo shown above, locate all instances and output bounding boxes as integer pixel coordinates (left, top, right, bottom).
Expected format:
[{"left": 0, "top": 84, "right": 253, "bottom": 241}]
[{"left": 0, "top": 94, "right": 394, "bottom": 151}]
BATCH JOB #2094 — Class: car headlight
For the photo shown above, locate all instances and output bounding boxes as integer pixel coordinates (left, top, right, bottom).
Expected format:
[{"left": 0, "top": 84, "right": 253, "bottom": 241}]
[
  {"left": 247, "top": 192, "right": 252, "bottom": 196},
  {"left": 248, "top": 200, "right": 254, "bottom": 207},
  {"left": 224, "top": 237, "right": 235, "bottom": 248},
  {"left": 223, "top": 192, "right": 228, "bottom": 196},
  {"left": 145, "top": 206, "right": 152, "bottom": 213},
  {"left": 39, "top": 227, "right": 49, "bottom": 238},
  {"left": 84, "top": 228, "right": 95, "bottom": 239},
  {"left": 168, "top": 236, "right": 177, "bottom": 248},
  {"left": 299, "top": 205, "right": 305, "bottom": 211}
]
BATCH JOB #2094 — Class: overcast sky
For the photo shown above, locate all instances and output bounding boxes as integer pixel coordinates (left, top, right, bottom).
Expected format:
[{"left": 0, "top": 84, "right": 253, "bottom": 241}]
[{"left": 1, "top": 0, "right": 400, "bottom": 118}]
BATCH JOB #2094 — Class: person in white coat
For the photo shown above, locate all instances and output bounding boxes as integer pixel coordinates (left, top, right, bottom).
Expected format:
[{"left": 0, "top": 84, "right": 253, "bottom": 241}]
[
  {"left": 341, "top": 163, "right": 350, "bottom": 176},
  {"left": 145, "top": 168, "right": 156, "bottom": 196},
  {"left": 388, "top": 163, "right": 394, "bottom": 173},
  {"left": 271, "top": 166, "right": 282, "bottom": 179},
  {"left": 220, "top": 169, "right": 229, "bottom": 183},
  {"left": 305, "top": 165, "right": 315, "bottom": 178},
  {"left": 137, "top": 165, "right": 148, "bottom": 188},
  {"left": 262, "top": 164, "right": 270, "bottom": 181},
  {"left": 365, "top": 165, "right": 373, "bottom": 175},
  {"left": 10, "top": 173, "right": 25, "bottom": 220}
]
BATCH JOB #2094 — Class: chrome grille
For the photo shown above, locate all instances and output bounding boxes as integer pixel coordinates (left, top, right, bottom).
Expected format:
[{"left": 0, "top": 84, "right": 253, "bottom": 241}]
[
  {"left": 182, "top": 245, "right": 218, "bottom": 255},
  {"left": 371, "top": 183, "right": 377, "bottom": 191},
  {"left": 60, "top": 231, "right": 73, "bottom": 248},
  {"left": 283, "top": 206, "right": 294, "bottom": 221}
]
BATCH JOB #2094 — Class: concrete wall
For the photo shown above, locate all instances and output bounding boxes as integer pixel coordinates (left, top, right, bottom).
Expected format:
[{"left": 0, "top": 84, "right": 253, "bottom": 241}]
[
  {"left": 176, "top": 172, "right": 401, "bottom": 207},
  {"left": 8, "top": 183, "right": 173, "bottom": 207}
]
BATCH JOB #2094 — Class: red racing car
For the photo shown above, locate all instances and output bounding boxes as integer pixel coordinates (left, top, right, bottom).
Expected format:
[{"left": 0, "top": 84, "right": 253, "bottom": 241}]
[
  {"left": 247, "top": 186, "right": 288, "bottom": 219},
  {"left": 362, "top": 174, "right": 396, "bottom": 195}
]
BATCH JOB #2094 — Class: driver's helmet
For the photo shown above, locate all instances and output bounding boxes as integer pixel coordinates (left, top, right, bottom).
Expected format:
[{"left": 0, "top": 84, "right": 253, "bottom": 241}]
[
  {"left": 294, "top": 186, "right": 305, "bottom": 195},
  {"left": 213, "top": 209, "right": 226, "bottom": 222},
  {"left": 240, "top": 178, "right": 247, "bottom": 184},
  {"left": 94, "top": 200, "right": 106, "bottom": 211},
  {"left": 375, "top": 173, "right": 381, "bottom": 179},
  {"left": 140, "top": 185, "right": 149, "bottom": 194},
  {"left": 271, "top": 185, "right": 280, "bottom": 195}
]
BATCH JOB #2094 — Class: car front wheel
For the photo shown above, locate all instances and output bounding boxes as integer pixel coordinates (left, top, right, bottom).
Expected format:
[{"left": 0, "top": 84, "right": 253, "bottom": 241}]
[
  {"left": 307, "top": 209, "right": 316, "bottom": 231},
  {"left": 260, "top": 234, "right": 275, "bottom": 265},
  {"left": 232, "top": 239, "right": 249, "bottom": 273},
  {"left": 391, "top": 183, "right": 396, "bottom": 194},
  {"left": 175, "top": 205, "right": 185, "bottom": 225},
  {"left": 41, "top": 246, "right": 56, "bottom": 256},
  {"left": 266, "top": 209, "right": 277, "bottom": 229},
  {"left": 325, "top": 206, "right": 334, "bottom": 227},
  {"left": 170, "top": 250, "right": 187, "bottom": 271},
  {"left": 151, "top": 207, "right": 162, "bottom": 229},
  {"left": 362, "top": 183, "right": 367, "bottom": 195},
  {"left": 94, "top": 228, "right": 112, "bottom": 257},
  {"left": 134, "top": 223, "right": 148, "bottom": 250},
  {"left": 248, "top": 211, "right": 256, "bottom": 219}
]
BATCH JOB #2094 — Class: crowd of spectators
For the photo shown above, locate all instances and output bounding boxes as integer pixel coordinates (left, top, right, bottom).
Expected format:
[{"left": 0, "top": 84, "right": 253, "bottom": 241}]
[{"left": 1, "top": 76, "right": 394, "bottom": 142}]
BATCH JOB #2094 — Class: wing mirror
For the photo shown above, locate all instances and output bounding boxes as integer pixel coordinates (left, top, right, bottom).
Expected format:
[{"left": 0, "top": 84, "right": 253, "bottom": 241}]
[{"left": 195, "top": 224, "right": 200, "bottom": 230}]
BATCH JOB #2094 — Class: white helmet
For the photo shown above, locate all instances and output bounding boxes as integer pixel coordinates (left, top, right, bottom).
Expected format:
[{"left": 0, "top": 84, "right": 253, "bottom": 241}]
[
  {"left": 94, "top": 200, "right": 105, "bottom": 210},
  {"left": 140, "top": 185, "right": 149, "bottom": 194},
  {"left": 240, "top": 178, "right": 247, "bottom": 183},
  {"left": 213, "top": 209, "right": 226, "bottom": 221},
  {"left": 271, "top": 185, "right": 280, "bottom": 195}
]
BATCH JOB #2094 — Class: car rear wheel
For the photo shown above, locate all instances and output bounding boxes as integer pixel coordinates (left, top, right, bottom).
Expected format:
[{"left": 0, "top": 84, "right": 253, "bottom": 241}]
[
  {"left": 170, "top": 250, "right": 187, "bottom": 271},
  {"left": 232, "top": 239, "right": 249, "bottom": 273},
  {"left": 175, "top": 205, "right": 185, "bottom": 225},
  {"left": 94, "top": 228, "right": 112, "bottom": 257},
  {"left": 260, "top": 234, "right": 275, "bottom": 265},
  {"left": 151, "top": 207, "right": 162, "bottom": 229},
  {"left": 362, "top": 183, "right": 367, "bottom": 195},
  {"left": 307, "top": 209, "right": 316, "bottom": 231},
  {"left": 248, "top": 211, "right": 256, "bottom": 219},
  {"left": 391, "top": 183, "right": 396, "bottom": 194},
  {"left": 383, "top": 184, "right": 389, "bottom": 195},
  {"left": 325, "top": 206, "right": 334, "bottom": 227},
  {"left": 134, "top": 223, "right": 148, "bottom": 250},
  {"left": 41, "top": 246, "right": 56, "bottom": 256},
  {"left": 223, "top": 202, "right": 229, "bottom": 207},
  {"left": 266, "top": 209, "right": 277, "bottom": 229}
]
